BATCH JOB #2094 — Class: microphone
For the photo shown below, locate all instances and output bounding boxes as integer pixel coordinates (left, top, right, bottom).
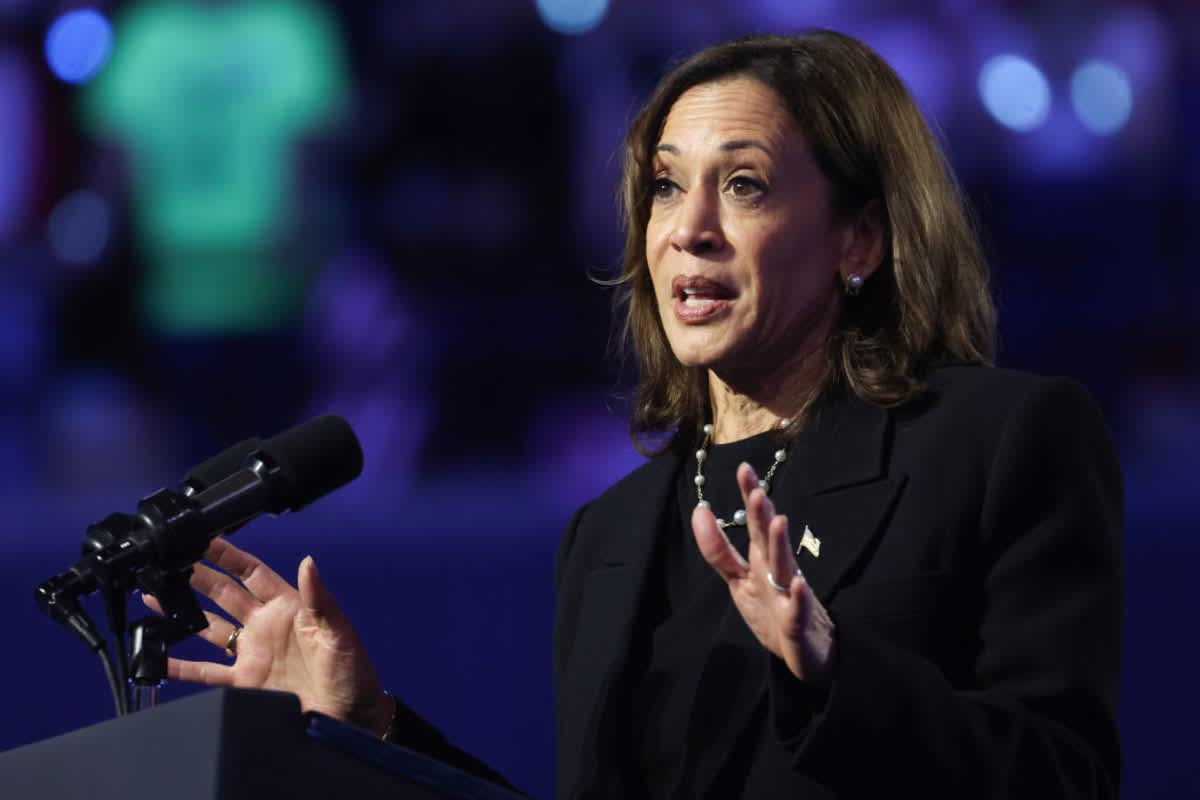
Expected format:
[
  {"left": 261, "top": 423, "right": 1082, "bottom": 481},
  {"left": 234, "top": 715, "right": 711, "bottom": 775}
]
[
  {"left": 180, "top": 437, "right": 263, "bottom": 495},
  {"left": 174, "top": 414, "right": 362, "bottom": 546},
  {"left": 37, "top": 415, "right": 363, "bottom": 615},
  {"left": 78, "top": 437, "right": 267, "bottom": 558}
]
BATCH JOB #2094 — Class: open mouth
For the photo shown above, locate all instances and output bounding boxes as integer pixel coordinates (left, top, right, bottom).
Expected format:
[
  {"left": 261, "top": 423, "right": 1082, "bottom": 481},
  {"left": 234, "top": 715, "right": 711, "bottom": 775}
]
[
  {"left": 672, "top": 275, "right": 736, "bottom": 303},
  {"left": 671, "top": 275, "right": 735, "bottom": 322}
]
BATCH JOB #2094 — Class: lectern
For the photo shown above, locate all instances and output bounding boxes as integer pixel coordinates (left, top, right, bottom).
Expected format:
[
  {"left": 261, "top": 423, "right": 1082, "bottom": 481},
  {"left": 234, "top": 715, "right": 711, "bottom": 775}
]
[{"left": 0, "top": 688, "right": 524, "bottom": 800}]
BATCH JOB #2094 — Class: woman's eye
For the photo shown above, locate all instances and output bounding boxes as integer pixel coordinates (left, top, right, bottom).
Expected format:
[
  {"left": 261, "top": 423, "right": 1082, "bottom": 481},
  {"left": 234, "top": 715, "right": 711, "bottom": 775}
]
[
  {"left": 727, "top": 176, "right": 765, "bottom": 199},
  {"left": 651, "top": 177, "right": 677, "bottom": 201}
]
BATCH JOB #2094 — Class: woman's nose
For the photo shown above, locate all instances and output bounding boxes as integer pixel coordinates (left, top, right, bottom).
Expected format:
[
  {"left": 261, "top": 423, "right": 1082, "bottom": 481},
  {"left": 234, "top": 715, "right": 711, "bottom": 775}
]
[{"left": 669, "top": 190, "right": 725, "bottom": 255}]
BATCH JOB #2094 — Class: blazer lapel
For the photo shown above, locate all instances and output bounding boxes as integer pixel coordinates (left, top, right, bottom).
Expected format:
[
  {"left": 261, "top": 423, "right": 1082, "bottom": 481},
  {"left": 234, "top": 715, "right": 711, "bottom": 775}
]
[
  {"left": 685, "top": 393, "right": 906, "bottom": 794},
  {"left": 786, "top": 392, "right": 907, "bottom": 602}
]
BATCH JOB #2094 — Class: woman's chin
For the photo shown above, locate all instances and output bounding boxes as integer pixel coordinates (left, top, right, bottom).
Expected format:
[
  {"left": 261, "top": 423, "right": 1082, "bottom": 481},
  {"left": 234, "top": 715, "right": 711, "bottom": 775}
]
[
  {"left": 668, "top": 342, "right": 738, "bottom": 371},
  {"left": 664, "top": 317, "right": 762, "bottom": 372}
]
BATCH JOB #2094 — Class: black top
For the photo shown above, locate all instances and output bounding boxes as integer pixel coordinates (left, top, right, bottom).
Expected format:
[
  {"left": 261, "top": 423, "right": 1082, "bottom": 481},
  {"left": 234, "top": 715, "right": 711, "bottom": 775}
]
[
  {"left": 629, "top": 429, "right": 791, "bottom": 798},
  {"left": 553, "top": 367, "right": 1122, "bottom": 798}
]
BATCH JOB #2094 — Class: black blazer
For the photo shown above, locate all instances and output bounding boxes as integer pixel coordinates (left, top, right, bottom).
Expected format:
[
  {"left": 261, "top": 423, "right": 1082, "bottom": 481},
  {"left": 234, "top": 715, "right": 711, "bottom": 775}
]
[{"left": 553, "top": 366, "right": 1123, "bottom": 799}]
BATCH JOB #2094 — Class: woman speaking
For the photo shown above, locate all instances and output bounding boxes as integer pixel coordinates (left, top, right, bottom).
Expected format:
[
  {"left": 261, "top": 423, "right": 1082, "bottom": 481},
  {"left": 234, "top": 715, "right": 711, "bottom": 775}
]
[{"left": 148, "top": 30, "right": 1122, "bottom": 798}]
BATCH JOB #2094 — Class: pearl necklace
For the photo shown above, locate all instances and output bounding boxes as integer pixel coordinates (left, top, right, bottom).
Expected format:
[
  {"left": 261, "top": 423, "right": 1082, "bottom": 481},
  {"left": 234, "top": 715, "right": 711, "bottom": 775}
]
[{"left": 693, "top": 421, "right": 789, "bottom": 530}]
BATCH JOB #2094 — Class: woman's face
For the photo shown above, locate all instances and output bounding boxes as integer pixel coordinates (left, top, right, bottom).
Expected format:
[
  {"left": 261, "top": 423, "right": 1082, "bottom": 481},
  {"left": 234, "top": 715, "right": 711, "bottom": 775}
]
[{"left": 646, "top": 78, "right": 851, "bottom": 378}]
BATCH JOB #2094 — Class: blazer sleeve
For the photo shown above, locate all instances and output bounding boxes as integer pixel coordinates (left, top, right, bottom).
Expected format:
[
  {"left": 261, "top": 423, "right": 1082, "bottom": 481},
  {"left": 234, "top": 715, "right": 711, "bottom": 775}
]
[
  {"left": 771, "top": 377, "right": 1124, "bottom": 798},
  {"left": 383, "top": 700, "right": 527, "bottom": 794},
  {"left": 552, "top": 501, "right": 592, "bottom": 680}
]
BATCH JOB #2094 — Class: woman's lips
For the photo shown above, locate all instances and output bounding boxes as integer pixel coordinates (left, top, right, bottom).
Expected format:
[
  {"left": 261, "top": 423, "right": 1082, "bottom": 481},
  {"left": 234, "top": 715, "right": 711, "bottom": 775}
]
[
  {"left": 671, "top": 275, "right": 735, "bottom": 323},
  {"left": 673, "top": 292, "right": 733, "bottom": 323}
]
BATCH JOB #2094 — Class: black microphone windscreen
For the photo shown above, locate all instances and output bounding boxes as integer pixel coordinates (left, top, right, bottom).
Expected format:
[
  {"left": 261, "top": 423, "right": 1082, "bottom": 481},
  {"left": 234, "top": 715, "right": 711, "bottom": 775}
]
[
  {"left": 183, "top": 437, "right": 263, "bottom": 492},
  {"left": 256, "top": 415, "right": 363, "bottom": 511}
]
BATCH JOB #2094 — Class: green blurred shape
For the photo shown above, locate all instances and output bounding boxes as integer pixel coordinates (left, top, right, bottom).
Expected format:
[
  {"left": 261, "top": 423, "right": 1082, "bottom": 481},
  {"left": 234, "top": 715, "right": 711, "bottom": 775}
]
[{"left": 82, "top": 0, "right": 347, "bottom": 334}]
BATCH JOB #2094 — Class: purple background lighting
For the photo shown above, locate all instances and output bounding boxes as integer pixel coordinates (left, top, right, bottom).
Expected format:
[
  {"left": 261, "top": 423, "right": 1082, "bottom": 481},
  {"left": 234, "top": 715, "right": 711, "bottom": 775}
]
[{"left": 0, "top": 1, "right": 1196, "bottom": 797}]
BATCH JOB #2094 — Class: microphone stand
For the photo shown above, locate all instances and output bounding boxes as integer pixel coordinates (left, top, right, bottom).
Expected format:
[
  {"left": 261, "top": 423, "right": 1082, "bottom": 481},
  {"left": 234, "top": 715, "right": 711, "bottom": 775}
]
[
  {"left": 127, "top": 563, "right": 209, "bottom": 710},
  {"left": 85, "top": 512, "right": 138, "bottom": 715},
  {"left": 39, "top": 488, "right": 216, "bottom": 715},
  {"left": 34, "top": 577, "right": 123, "bottom": 715}
]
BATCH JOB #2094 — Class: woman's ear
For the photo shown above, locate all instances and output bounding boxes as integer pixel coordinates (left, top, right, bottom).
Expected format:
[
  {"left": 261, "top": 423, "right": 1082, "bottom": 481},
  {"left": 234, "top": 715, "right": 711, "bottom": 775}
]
[{"left": 837, "top": 200, "right": 886, "bottom": 284}]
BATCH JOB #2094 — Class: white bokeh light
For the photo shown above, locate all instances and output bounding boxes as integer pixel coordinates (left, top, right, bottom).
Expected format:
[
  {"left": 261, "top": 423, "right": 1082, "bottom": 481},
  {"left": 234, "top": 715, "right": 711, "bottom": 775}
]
[
  {"left": 1070, "top": 60, "right": 1133, "bottom": 136},
  {"left": 978, "top": 54, "right": 1052, "bottom": 132},
  {"left": 535, "top": 0, "right": 609, "bottom": 36}
]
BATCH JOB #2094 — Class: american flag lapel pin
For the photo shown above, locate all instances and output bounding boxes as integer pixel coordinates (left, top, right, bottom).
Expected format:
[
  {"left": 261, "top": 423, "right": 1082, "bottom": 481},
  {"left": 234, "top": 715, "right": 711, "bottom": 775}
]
[{"left": 796, "top": 525, "right": 821, "bottom": 559}]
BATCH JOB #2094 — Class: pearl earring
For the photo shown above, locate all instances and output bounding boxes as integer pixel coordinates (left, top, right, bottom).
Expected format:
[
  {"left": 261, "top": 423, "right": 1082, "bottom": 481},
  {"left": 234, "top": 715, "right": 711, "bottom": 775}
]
[{"left": 844, "top": 274, "right": 864, "bottom": 296}]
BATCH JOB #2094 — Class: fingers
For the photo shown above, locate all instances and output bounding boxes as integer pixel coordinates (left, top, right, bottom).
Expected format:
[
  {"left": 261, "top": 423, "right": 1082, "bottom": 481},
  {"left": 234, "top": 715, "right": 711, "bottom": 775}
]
[
  {"left": 786, "top": 572, "right": 812, "bottom": 623},
  {"left": 738, "top": 463, "right": 777, "bottom": 570},
  {"left": 692, "top": 504, "right": 749, "bottom": 581},
  {"left": 190, "top": 562, "right": 262, "bottom": 622},
  {"left": 194, "top": 611, "right": 240, "bottom": 654},
  {"left": 767, "top": 514, "right": 800, "bottom": 598},
  {"left": 205, "top": 537, "right": 294, "bottom": 602},
  {"left": 780, "top": 573, "right": 814, "bottom": 664},
  {"left": 141, "top": 593, "right": 241, "bottom": 655},
  {"left": 297, "top": 555, "right": 343, "bottom": 621},
  {"left": 166, "top": 657, "right": 235, "bottom": 687},
  {"left": 141, "top": 592, "right": 163, "bottom": 615},
  {"left": 736, "top": 462, "right": 801, "bottom": 597},
  {"left": 736, "top": 460, "right": 760, "bottom": 497}
]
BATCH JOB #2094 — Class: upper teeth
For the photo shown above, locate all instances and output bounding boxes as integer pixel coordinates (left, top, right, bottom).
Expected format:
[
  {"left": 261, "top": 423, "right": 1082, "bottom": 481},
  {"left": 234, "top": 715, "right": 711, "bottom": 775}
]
[{"left": 683, "top": 287, "right": 701, "bottom": 295}]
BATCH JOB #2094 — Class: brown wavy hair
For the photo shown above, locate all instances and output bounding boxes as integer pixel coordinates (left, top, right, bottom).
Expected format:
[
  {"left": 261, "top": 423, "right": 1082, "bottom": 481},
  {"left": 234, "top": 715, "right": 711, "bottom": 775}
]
[{"left": 613, "top": 30, "right": 996, "bottom": 452}]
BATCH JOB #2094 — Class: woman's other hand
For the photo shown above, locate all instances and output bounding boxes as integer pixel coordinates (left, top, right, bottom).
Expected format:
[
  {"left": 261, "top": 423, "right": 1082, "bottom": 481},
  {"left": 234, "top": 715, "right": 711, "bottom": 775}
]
[
  {"left": 691, "top": 462, "right": 836, "bottom": 684},
  {"left": 141, "top": 536, "right": 393, "bottom": 736}
]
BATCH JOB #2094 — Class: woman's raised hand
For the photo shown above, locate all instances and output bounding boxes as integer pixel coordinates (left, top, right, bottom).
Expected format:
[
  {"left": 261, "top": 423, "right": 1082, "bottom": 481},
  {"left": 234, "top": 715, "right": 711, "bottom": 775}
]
[
  {"left": 141, "top": 536, "right": 394, "bottom": 736},
  {"left": 691, "top": 462, "right": 836, "bottom": 684}
]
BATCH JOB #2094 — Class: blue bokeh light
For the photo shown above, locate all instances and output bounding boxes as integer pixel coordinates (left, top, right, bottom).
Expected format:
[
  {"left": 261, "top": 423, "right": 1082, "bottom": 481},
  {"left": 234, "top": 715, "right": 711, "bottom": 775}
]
[
  {"left": 44, "top": 8, "right": 113, "bottom": 84},
  {"left": 47, "top": 190, "right": 111, "bottom": 266},
  {"left": 1070, "top": 60, "right": 1133, "bottom": 136},
  {"left": 535, "top": 0, "right": 609, "bottom": 36},
  {"left": 978, "top": 54, "right": 1052, "bottom": 132}
]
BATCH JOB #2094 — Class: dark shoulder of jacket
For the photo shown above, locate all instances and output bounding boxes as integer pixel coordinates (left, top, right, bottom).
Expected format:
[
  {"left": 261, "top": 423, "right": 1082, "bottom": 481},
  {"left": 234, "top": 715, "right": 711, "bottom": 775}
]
[
  {"left": 902, "top": 363, "right": 1066, "bottom": 424},
  {"left": 912, "top": 365, "right": 1118, "bottom": 514},
  {"left": 572, "top": 428, "right": 689, "bottom": 522},
  {"left": 882, "top": 364, "right": 1114, "bottom": 476},
  {"left": 554, "top": 429, "right": 686, "bottom": 587}
]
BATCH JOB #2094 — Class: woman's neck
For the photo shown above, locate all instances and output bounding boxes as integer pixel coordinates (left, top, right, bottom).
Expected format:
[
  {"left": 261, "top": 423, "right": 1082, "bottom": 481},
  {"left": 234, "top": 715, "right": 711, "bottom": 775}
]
[{"left": 707, "top": 345, "right": 829, "bottom": 444}]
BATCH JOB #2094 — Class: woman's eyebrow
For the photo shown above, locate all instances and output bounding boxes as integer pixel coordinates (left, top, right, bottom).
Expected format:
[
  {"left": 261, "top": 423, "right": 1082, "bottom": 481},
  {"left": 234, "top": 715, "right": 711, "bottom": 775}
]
[
  {"left": 719, "top": 139, "right": 772, "bottom": 155},
  {"left": 653, "top": 140, "right": 773, "bottom": 155}
]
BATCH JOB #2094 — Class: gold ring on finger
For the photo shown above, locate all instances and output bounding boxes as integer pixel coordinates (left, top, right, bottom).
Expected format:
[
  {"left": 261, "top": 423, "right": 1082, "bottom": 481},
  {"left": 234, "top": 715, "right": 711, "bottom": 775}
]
[{"left": 224, "top": 627, "right": 243, "bottom": 658}]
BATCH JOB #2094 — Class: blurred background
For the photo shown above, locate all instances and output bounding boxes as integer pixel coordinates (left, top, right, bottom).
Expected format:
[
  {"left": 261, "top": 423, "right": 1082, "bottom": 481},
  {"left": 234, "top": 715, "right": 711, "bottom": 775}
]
[{"left": 0, "top": 0, "right": 1196, "bottom": 796}]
